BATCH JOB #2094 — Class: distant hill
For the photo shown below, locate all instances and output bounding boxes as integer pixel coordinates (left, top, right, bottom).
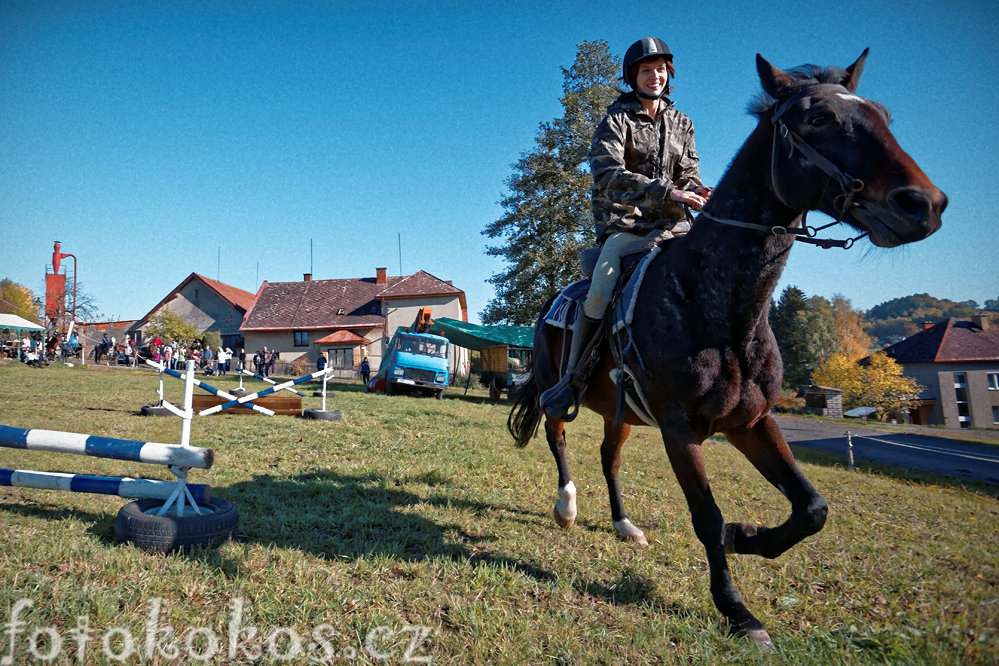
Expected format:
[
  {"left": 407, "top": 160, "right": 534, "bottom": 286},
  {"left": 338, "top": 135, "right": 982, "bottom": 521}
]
[{"left": 864, "top": 294, "right": 997, "bottom": 345}]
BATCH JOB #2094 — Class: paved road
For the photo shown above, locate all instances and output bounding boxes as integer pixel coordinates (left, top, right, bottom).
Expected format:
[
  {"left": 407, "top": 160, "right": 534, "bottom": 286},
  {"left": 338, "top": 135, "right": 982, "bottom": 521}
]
[{"left": 774, "top": 416, "right": 999, "bottom": 485}]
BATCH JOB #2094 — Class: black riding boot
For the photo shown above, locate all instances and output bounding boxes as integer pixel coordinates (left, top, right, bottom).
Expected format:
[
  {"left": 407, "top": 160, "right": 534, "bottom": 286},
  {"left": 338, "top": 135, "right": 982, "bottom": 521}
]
[{"left": 539, "top": 315, "right": 600, "bottom": 421}]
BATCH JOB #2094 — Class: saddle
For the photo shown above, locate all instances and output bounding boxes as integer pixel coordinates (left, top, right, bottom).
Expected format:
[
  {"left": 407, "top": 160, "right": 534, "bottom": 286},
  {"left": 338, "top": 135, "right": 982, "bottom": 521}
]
[{"left": 543, "top": 240, "right": 664, "bottom": 426}]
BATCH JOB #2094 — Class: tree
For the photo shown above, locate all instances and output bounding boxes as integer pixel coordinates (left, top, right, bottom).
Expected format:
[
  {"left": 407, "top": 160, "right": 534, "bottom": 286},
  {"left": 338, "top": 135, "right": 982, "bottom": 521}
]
[
  {"left": 812, "top": 351, "right": 922, "bottom": 421},
  {"left": 833, "top": 295, "right": 872, "bottom": 361},
  {"left": 145, "top": 310, "right": 199, "bottom": 344},
  {"left": 0, "top": 279, "right": 42, "bottom": 323},
  {"left": 811, "top": 352, "right": 863, "bottom": 398},
  {"left": 482, "top": 41, "right": 621, "bottom": 325},
  {"left": 770, "top": 287, "right": 839, "bottom": 389},
  {"left": 201, "top": 330, "right": 223, "bottom": 351}
]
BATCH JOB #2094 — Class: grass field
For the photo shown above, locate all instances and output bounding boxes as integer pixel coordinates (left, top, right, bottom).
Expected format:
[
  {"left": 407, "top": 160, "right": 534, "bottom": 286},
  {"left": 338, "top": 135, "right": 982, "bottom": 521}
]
[{"left": 0, "top": 361, "right": 996, "bottom": 664}]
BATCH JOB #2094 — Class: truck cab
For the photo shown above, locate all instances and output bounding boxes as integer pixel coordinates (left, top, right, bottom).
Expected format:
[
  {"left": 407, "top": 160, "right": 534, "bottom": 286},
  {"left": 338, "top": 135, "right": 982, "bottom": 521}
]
[{"left": 384, "top": 331, "right": 450, "bottom": 399}]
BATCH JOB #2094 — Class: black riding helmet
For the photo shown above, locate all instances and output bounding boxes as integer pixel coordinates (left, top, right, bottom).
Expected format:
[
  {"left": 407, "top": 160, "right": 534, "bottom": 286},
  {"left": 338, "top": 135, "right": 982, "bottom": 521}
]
[{"left": 622, "top": 37, "right": 673, "bottom": 89}]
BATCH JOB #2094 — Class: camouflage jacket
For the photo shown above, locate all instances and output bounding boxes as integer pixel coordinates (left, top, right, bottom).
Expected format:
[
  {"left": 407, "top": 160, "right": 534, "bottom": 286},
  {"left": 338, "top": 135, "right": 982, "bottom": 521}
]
[{"left": 589, "top": 92, "right": 703, "bottom": 242}]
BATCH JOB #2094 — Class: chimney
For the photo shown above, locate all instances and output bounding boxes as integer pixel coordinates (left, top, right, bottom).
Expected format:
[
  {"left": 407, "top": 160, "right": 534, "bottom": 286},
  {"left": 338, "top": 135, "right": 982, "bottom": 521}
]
[
  {"left": 972, "top": 314, "right": 990, "bottom": 331},
  {"left": 303, "top": 273, "right": 312, "bottom": 282},
  {"left": 922, "top": 321, "right": 934, "bottom": 331},
  {"left": 375, "top": 267, "right": 387, "bottom": 285}
]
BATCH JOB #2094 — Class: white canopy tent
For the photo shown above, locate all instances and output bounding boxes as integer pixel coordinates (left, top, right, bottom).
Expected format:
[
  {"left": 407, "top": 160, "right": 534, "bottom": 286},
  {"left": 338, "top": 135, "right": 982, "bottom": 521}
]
[{"left": 0, "top": 313, "right": 45, "bottom": 360}]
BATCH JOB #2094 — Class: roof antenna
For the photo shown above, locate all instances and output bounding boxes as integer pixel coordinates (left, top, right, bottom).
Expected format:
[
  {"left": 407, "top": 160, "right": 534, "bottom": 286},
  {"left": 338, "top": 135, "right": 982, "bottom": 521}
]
[{"left": 398, "top": 232, "right": 402, "bottom": 275}]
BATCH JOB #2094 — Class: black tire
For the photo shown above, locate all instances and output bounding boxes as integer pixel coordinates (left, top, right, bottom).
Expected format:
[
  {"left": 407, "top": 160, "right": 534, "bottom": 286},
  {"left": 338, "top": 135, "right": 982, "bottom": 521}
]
[
  {"left": 385, "top": 381, "right": 395, "bottom": 395},
  {"left": 311, "top": 391, "right": 336, "bottom": 399},
  {"left": 139, "top": 403, "right": 173, "bottom": 417},
  {"left": 435, "top": 389, "right": 444, "bottom": 400},
  {"left": 115, "top": 497, "right": 238, "bottom": 553},
  {"left": 303, "top": 408, "right": 342, "bottom": 421}
]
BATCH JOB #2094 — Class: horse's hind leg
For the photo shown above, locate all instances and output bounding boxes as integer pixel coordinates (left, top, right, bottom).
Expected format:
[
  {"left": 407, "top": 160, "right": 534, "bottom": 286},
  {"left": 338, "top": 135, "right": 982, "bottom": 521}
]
[
  {"left": 545, "top": 417, "right": 577, "bottom": 529},
  {"left": 601, "top": 420, "right": 647, "bottom": 545},
  {"left": 723, "top": 416, "right": 828, "bottom": 558}
]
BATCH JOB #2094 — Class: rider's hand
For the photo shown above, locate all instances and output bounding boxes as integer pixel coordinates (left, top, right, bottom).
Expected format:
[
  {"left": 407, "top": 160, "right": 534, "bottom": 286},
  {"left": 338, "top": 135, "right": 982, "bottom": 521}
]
[{"left": 669, "top": 188, "right": 707, "bottom": 211}]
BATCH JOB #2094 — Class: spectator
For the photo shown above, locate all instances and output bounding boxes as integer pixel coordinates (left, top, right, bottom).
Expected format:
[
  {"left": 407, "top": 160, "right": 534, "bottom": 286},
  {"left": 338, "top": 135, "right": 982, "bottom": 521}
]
[
  {"left": 238, "top": 347, "right": 246, "bottom": 373},
  {"left": 360, "top": 356, "right": 371, "bottom": 385},
  {"left": 267, "top": 348, "right": 278, "bottom": 376},
  {"left": 317, "top": 351, "right": 327, "bottom": 372}
]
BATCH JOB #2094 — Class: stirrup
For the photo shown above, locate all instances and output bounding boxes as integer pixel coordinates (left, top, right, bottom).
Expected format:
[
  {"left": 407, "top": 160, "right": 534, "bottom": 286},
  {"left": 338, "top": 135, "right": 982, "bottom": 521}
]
[{"left": 539, "top": 372, "right": 585, "bottom": 422}]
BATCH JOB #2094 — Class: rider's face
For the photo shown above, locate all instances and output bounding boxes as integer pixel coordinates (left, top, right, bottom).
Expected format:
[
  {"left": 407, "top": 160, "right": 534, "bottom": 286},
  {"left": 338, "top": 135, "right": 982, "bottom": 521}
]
[{"left": 635, "top": 58, "right": 669, "bottom": 98}]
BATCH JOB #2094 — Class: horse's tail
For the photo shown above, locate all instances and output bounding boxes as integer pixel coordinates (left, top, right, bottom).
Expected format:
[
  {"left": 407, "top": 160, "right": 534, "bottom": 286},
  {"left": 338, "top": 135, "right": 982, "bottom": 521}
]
[{"left": 507, "top": 370, "right": 543, "bottom": 449}]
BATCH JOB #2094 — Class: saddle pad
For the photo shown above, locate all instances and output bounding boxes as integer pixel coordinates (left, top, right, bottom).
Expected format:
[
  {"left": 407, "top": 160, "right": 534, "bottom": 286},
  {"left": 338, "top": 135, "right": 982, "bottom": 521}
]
[{"left": 543, "top": 280, "right": 590, "bottom": 330}]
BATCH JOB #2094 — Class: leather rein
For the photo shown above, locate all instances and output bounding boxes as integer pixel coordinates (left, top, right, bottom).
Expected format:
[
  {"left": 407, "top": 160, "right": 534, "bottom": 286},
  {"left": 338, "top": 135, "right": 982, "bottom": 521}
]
[{"left": 698, "top": 84, "right": 869, "bottom": 250}]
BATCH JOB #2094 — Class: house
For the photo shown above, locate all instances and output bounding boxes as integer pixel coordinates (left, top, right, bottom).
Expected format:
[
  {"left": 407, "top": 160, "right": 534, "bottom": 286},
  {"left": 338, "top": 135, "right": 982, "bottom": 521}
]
[
  {"left": 240, "top": 268, "right": 468, "bottom": 377},
  {"left": 879, "top": 314, "right": 999, "bottom": 428},
  {"left": 127, "top": 273, "right": 256, "bottom": 350}
]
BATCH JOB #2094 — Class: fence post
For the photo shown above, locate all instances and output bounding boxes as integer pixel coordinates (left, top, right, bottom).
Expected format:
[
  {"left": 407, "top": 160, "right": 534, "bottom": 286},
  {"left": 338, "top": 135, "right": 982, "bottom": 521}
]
[{"left": 846, "top": 430, "right": 855, "bottom": 471}]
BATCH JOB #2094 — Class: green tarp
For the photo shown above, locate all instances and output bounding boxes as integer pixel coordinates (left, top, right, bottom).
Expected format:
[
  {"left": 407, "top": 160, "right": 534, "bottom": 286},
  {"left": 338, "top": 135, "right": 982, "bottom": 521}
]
[{"left": 429, "top": 317, "right": 534, "bottom": 351}]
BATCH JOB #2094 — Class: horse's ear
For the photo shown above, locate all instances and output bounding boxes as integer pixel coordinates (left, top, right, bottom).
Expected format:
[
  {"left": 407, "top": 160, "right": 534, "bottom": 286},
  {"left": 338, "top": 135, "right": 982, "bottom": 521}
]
[
  {"left": 842, "top": 48, "right": 870, "bottom": 92},
  {"left": 756, "top": 53, "right": 794, "bottom": 99}
]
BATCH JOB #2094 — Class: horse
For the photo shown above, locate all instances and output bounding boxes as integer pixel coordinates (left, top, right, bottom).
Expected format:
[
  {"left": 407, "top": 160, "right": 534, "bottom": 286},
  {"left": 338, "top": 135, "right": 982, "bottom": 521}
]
[{"left": 508, "top": 50, "right": 946, "bottom": 646}]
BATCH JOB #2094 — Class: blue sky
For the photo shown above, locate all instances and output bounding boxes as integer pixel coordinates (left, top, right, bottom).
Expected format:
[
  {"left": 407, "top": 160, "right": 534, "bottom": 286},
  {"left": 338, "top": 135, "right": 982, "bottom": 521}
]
[{"left": 2, "top": 1, "right": 996, "bottom": 324}]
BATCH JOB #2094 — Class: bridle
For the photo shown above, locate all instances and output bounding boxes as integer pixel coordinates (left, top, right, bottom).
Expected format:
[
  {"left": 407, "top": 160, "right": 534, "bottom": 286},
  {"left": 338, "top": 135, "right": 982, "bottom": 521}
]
[{"left": 699, "top": 83, "right": 870, "bottom": 250}]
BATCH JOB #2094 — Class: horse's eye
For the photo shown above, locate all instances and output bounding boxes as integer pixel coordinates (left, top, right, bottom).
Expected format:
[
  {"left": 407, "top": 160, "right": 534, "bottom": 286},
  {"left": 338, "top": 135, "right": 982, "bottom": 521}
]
[{"left": 808, "top": 112, "right": 832, "bottom": 127}]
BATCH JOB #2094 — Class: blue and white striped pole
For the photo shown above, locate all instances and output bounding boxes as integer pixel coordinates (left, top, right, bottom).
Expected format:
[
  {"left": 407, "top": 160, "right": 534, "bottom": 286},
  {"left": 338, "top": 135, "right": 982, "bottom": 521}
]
[
  {"left": 0, "top": 468, "right": 210, "bottom": 502},
  {"left": 199, "top": 369, "right": 329, "bottom": 415},
  {"left": 237, "top": 368, "right": 306, "bottom": 397},
  {"left": 0, "top": 425, "right": 213, "bottom": 469}
]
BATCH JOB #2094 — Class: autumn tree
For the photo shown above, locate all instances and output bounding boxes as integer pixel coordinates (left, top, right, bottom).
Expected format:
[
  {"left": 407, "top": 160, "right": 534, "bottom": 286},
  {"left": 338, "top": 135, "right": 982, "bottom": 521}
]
[
  {"left": 145, "top": 310, "right": 199, "bottom": 345},
  {"left": 482, "top": 41, "right": 620, "bottom": 325},
  {"left": 0, "top": 279, "right": 42, "bottom": 323},
  {"left": 812, "top": 351, "right": 922, "bottom": 421},
  {"left": 833, "top": 295, "right": 872, "bottom": 361},
  {"left": 811, "top": 353, "right": 863, "bottom": 400}
]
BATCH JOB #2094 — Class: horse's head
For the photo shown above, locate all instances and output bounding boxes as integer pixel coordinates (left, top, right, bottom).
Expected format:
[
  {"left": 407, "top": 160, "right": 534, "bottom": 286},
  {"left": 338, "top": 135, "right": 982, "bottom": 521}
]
[{"left": 755, "top": 50, "right": 946, "bottom": 247}]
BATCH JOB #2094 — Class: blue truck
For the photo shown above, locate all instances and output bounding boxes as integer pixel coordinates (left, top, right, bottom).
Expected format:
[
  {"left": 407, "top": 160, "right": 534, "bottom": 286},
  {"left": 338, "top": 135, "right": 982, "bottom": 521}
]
[{"left": 381, "top": 330, "right": 450, "bottom": 399}]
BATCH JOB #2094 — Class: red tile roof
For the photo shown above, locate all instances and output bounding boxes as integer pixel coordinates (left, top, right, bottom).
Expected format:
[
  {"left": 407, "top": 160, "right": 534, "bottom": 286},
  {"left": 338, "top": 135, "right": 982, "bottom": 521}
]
[
  {"left": 881, "top": 317, "right": 999, "bottom": 363},
  {"left": 241, "top": 270, "right": 464, "bottom": 332},
  {"left": 195, "top": 274, "right": 256, "bottom": 311}
]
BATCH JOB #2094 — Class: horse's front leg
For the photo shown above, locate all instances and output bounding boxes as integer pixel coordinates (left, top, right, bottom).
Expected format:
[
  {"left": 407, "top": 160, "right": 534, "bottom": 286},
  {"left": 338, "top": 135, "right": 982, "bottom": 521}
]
[
  {"left": 663, "top": 434, "right": 772, "bottom": 646},
  {"left": 600, "top": 419, "right": 647, "bottom": 545},
  {"left": 545, "top": 417, "right": 577, "bottom": 529},
  {"left": 723, "top": 416, "right": 828, "bottom": 558}
]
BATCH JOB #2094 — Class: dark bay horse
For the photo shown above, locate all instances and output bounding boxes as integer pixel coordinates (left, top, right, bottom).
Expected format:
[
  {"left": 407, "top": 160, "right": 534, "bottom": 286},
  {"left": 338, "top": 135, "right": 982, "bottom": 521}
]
[{"left": 508, "top": 51, "right": 946, "bottom": 646}]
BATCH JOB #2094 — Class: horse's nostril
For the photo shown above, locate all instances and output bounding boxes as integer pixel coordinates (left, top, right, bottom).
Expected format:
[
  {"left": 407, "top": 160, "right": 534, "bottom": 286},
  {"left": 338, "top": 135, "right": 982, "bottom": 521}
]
[{"left": 889, "top": 187, "right": 931, "bottom": 220}]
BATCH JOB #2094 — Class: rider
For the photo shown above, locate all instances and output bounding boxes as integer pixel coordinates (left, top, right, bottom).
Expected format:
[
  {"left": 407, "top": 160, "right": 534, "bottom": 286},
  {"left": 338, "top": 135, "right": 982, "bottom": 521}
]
[{"left": 540, "top": 37, "right": 711, "bottom": 421}]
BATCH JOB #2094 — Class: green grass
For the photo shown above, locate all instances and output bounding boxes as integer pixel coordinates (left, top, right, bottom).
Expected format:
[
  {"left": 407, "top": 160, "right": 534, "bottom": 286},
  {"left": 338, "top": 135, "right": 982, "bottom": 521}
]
[{"left": 0, "top": 361, "right": 996, "bottom": 664}]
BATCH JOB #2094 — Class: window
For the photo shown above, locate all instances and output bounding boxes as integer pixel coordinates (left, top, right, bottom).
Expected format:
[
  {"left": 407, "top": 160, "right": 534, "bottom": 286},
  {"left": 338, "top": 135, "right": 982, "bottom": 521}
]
[
  {"left": 329, "top": 348, "right": 352, "bottom": 369},
  {"left": 993, "top": 406, "right": 999, "bottom": 425},
  {"left": 988, "top": 372, "right": 999, "bottom": 390},
  {"left": 954, "top": 373, "right": 971, "bottom": 428},
  {"left": 293, "top": 331, "right": 309, "bottom": 347},
  {"left": 337, "top": 308, "right": 345, "bottom": 315}
]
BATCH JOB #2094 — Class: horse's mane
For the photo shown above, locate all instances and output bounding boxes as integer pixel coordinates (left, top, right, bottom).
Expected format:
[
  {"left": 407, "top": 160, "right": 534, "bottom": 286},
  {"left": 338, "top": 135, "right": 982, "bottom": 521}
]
[{"left": 747, "top": 64, "right": 853, "bottom": 119}]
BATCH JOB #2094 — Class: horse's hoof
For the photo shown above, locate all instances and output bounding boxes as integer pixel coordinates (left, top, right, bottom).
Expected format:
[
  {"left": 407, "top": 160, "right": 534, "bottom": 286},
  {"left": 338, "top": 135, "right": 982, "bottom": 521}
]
[
  {"left": 746, "top": 628, "right": 774, "bottom": 650},
  {"left": 621, "top": 532, "right": 648, "bottom": 547},
  {"left": 553, "top": 506, "right": 575, "bottom": 529},
  {"left": 613, "top": 519, "right": 647, "bottom": 546}
]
